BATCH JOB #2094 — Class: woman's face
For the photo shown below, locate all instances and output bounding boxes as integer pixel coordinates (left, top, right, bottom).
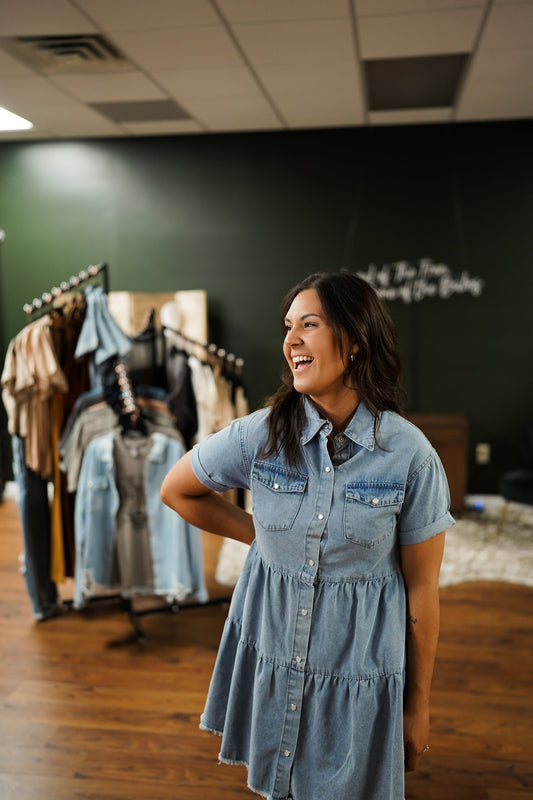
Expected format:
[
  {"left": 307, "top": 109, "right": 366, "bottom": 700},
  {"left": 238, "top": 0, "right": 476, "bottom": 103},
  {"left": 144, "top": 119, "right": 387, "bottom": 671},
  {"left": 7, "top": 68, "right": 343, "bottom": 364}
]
[{"left": 283, "top": 288, "right": 358, "bottom": 410}]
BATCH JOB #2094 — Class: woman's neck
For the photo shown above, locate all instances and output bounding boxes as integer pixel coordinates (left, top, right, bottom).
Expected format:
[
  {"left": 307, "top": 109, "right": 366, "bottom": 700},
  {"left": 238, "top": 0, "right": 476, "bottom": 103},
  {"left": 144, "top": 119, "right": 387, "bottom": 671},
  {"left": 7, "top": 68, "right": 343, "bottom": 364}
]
[
  {"left": 309, "top": 393, "right": 360, "bottom": 435},
  {"left": 330, "top": 408, "right": 358, "bottom": 436}
]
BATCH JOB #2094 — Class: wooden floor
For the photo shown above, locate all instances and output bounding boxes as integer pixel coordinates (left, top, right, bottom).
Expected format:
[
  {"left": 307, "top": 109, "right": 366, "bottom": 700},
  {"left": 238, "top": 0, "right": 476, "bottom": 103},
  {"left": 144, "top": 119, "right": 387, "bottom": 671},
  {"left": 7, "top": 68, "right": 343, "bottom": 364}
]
[{"left": 0, "top": 494, "right": 531, "bottom": 800}]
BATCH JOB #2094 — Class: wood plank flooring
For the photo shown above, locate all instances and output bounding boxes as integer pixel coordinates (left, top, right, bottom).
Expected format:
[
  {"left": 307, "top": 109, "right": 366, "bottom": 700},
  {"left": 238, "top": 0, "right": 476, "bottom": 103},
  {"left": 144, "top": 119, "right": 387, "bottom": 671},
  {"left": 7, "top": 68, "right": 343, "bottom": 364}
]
[{"left": 0, "top": 494, "right": 531, "bottom": 800}]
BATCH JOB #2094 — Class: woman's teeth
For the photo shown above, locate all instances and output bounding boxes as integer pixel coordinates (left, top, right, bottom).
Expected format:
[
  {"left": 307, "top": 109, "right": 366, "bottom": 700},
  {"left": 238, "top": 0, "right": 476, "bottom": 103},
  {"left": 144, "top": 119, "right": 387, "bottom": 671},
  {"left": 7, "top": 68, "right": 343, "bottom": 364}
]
[{"left": 293, "top": 356, "right": 314, "bottom": 370}]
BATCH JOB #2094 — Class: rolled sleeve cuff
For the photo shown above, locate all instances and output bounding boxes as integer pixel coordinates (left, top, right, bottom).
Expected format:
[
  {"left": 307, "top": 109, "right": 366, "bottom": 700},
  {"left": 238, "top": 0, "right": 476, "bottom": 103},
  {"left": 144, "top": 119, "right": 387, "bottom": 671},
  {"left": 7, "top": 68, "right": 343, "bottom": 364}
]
[
  {"left": 190, "top": 443, "right": 234, "bottom": 493},
  {"left": 399, "top": 510, "right": 455, "bottom": 546}
]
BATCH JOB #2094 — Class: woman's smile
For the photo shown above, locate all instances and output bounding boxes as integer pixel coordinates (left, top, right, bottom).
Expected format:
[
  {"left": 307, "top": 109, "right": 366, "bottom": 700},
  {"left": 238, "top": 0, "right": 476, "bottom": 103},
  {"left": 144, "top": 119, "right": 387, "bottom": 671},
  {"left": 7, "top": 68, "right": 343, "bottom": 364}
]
[{"left": 283, "top": 288, "right": 359, "bottom": 422}]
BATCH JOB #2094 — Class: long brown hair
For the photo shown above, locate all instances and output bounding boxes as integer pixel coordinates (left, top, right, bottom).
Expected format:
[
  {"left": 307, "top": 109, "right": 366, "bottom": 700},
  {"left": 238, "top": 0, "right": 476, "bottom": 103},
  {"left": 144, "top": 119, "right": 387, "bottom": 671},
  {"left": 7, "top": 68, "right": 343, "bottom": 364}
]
[{"left": 261, "top": 271, "right": 404, "bottom": 467}]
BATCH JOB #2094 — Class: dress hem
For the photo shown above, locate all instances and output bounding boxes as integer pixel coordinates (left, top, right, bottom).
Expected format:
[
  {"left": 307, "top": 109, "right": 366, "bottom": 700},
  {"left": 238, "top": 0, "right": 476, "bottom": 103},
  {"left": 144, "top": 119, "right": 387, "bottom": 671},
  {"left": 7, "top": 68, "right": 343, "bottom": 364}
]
[{"left": 199, "top": 721, "right": 281, "bottom": 800}]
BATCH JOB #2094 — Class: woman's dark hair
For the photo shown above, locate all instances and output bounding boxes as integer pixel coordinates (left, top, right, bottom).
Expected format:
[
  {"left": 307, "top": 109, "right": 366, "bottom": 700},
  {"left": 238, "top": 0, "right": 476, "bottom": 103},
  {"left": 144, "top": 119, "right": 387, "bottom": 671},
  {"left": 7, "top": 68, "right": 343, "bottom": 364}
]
[{"left": 261, "top": 271, "right": 404, "bottom": 467}]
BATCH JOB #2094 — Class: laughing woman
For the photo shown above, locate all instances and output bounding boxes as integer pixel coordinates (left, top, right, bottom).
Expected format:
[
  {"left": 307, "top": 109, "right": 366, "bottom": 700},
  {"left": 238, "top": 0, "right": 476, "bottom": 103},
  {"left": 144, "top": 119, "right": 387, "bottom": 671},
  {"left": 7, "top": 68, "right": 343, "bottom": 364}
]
[{"left": 160, "top": 271, "right": 454, "bottom": 800}]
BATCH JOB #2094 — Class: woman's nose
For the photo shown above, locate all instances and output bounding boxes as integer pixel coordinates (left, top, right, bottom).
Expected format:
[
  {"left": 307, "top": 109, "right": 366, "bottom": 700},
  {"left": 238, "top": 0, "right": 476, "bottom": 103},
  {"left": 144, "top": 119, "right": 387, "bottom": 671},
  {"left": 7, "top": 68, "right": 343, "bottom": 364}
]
[
  {"left": 285, "top": 328, "right": 302, "bottom": 344},
  {"left": 285, "top": 328, "right": 301, "bottom": 346}
]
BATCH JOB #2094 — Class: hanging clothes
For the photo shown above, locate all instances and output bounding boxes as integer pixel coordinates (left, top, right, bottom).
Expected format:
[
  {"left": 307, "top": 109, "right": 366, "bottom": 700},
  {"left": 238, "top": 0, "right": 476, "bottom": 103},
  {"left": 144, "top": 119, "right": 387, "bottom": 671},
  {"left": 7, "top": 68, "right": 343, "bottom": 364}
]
[
  {"left": 73, "top": 429, "right": 207, "bottom": 608},
  {"left": 74, "top": 285, "right": 132, "bottom": 388},
  {"left": 58, "top": 384, "right": 184, "bottom": 493},
  {"left": 1, "top": 315, "right": 69, "bottom": 477},
  {"left": 1, "top": 315, "right": 69, "bottom": 618},
  {"left": 3, "top": 276, "right": 244, "bottom": 621}
]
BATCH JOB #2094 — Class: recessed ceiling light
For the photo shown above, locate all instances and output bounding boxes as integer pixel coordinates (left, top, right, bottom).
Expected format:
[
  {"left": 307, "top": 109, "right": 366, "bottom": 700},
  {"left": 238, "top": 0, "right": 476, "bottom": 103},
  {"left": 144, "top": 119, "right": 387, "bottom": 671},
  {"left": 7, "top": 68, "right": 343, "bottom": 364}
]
[{"left": 0, "top": 105, "right": 33, "bottom": 131}]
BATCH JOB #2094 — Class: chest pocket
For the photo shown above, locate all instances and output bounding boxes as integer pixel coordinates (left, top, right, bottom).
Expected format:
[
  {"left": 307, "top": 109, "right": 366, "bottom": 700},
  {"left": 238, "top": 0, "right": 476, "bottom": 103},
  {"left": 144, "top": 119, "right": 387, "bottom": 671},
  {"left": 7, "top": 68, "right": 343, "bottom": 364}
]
[
  {"left": 251, "top": 461, "right": 307, "bottom": 531},
  {"left": 85, "top": 474, "right": 111, "bottom": 512},
  {"left": 344, "top": 481, "right": 405, "bottom": 548}
]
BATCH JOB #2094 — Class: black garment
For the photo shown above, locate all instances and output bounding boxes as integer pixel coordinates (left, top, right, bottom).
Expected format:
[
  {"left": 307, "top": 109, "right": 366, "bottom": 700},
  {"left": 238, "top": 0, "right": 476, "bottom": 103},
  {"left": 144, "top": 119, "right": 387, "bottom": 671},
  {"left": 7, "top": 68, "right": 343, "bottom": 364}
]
[{"left": 165, "top": 346, "right": 198, "bottom": 449}]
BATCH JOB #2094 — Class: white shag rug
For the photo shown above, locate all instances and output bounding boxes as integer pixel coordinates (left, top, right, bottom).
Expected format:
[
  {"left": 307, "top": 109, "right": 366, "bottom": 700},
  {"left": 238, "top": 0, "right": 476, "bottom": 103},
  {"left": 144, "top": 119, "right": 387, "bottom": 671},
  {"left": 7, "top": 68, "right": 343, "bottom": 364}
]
[
  {"left": 215, "top": 497, "right": 533, "bottom": 589},
  {"left": 439, "top": 498, "right": 533, "bottom": 587}
]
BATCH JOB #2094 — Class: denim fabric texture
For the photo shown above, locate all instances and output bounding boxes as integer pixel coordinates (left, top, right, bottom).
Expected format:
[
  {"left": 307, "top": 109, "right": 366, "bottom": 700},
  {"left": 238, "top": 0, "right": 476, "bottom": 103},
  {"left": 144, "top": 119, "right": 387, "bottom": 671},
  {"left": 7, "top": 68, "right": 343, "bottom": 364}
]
[
  {"left": 191, "top": 398, "right": 455, "bottom": 800},
  {"left": 12, "top": 435, "right": 58, "bottom": 619},
  {"left": 74, "top": 431, "right": 207, "bottom": 608},
  {"left": 74, "top": 286, "right": 132, "bottom": 389}
]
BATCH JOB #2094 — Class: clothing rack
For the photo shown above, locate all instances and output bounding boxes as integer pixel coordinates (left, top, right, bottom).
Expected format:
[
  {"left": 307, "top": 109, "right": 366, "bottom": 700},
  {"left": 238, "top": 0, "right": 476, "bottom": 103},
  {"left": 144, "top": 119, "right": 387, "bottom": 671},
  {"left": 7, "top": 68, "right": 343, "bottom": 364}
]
[
  {"left": 14, "top": 270, "right": 235, "bottom": 641},
  {"left": 163, "top": 324, "right": 244, "bottom": 374},
  {"left": 114, "top": 359, "right": 140, "bottom": 423},
  {"left": 109, "top": 358, "right": 232, "bottom": 642},
  {"left": 22, "top": 262, "right": 109, "bottom": 320}
]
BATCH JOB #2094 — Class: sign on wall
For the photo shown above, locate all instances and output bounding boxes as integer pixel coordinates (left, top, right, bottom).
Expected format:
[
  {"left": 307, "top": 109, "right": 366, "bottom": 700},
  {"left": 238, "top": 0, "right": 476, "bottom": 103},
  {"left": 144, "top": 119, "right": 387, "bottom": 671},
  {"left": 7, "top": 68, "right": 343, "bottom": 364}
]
[{"left": 357, "top": 258, "right": 484, "bottom": 303}]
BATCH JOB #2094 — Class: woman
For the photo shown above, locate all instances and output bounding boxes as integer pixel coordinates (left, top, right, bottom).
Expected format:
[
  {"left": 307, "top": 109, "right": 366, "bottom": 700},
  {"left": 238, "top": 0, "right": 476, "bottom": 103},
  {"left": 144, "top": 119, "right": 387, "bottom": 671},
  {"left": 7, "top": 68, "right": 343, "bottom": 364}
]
[{"left": 160, "top": 271, "right": 454, "bottom": 800}]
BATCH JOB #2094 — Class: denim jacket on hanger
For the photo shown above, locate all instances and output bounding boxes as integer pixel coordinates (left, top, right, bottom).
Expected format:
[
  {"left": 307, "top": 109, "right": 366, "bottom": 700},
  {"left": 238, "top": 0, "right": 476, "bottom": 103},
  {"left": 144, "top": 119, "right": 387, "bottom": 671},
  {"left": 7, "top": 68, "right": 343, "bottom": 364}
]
[{"left": 73, "top": 430, "right": 207, "bottom": 608}]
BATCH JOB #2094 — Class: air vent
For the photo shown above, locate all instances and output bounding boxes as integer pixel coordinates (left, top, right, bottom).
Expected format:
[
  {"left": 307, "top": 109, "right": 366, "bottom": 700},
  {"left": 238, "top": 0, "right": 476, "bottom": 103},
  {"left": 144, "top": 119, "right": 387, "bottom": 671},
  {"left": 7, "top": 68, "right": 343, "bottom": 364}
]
[
  {"left": 0, "top": 34, "right": 132, "bottom": 74},
  {"left": 364, "top": 54, "right": 469, "bottom": 111}
]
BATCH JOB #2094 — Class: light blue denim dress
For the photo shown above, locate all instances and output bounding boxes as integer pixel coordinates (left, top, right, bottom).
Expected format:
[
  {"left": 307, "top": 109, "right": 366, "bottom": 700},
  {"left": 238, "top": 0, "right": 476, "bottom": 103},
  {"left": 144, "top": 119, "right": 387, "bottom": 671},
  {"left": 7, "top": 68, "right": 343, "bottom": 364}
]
[{"left": 191, "top": 398, "right": 454, "bottom": 800}]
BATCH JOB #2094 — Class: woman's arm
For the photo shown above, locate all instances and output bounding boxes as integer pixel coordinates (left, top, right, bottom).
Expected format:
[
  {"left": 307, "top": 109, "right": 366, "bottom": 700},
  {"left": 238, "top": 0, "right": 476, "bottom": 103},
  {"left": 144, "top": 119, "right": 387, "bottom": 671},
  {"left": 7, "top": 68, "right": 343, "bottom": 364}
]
[
  {"left": 400, "top": 531, "right": 446, "bottom": 772},
  {"left": 160, "top": 451, "right": 255, "bottom": 546}
]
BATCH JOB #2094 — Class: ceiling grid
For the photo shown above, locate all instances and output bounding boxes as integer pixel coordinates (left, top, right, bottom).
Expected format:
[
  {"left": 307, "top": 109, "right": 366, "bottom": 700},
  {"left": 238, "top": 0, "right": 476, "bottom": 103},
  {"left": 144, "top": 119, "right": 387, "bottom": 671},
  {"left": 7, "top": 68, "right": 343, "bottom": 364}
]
[{"left": 0, "top": 0, "right": 531, "bottom": 139}]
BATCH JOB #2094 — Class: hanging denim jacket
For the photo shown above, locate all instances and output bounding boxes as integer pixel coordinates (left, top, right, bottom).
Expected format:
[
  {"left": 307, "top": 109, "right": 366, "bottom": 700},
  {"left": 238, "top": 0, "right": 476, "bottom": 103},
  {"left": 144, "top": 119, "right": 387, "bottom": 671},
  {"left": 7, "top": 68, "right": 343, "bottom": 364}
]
[{"left": 73, "top": 430, "right": 207, "bottom": 608}]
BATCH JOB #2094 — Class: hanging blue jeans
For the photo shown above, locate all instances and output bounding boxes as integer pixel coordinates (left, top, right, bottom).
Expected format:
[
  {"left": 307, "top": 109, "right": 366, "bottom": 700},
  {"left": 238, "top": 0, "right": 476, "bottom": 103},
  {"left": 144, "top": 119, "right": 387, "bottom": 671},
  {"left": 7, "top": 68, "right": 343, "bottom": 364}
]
[{"left": 12, "top": 436, "right": 58, "bottom": 619}]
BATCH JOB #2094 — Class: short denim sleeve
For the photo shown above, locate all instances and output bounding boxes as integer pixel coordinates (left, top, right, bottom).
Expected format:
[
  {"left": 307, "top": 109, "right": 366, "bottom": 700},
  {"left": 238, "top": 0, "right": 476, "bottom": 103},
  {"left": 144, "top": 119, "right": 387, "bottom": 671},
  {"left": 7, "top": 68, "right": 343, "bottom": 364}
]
[
  {"left": 191, "top": 415, "right": 253, "bottom": 492},
  {"left": 398, "top": 448, "right": 455, "bottom": 545}
]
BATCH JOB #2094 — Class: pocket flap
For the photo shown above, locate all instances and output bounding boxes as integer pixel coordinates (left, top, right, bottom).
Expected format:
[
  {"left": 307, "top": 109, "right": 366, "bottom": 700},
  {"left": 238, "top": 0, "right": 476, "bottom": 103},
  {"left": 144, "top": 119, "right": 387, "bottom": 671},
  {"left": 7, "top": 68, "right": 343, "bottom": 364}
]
[
  {"left": 346, "top": 481, "right": 404, "bottom": 507},
  {"left": 252, "top": 461, "right": 307, "bottom": 494}
]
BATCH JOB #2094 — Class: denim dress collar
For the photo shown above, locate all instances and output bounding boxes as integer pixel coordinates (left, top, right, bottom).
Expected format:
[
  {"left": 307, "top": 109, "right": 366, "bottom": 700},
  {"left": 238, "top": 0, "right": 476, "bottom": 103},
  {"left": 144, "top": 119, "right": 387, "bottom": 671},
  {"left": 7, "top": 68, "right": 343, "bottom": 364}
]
[{"left": 300, "top": 395, "right": 376, "bottom": 452}]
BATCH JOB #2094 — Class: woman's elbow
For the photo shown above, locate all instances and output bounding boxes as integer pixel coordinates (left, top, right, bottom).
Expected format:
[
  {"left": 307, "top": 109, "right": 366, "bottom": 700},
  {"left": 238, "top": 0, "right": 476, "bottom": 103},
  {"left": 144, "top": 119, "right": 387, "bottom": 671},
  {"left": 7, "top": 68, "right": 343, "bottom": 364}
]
[
  {"left": 160, "top": 466, "right": 185, "bottom": 510},
  {"left": 159, "top": 475, "right": 174, "bottom": 508},
  {"left": 159, "top": 451, "right": 204, "bottom": 511}
]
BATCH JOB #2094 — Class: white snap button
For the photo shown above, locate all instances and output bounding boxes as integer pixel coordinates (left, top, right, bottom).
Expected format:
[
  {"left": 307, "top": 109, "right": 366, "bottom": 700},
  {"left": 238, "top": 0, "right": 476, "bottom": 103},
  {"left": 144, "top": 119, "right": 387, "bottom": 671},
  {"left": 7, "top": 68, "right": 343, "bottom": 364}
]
[
  {"left": 290, "top": 703, "right": 297, "bottom": 711},
  {"left": 318, "top": 513, "right": 324, "bottom": 520},
  {"left": 295, "top": 656, "right": 302, "bottom": 663},
  {"left": 309, "top": 559, "right": 315, "bottom": 567},
  {"left": 274, "top": 483, "right": 280, "bottom": 489},
  {"left": 284, "top": 750, "right": 291, "bottom": 757},
  {"left": 301, "top": 609, "right": 308, "bottom": 616},
  {"left": 325, "top": 466, "right": 331, "bottom": 473},
  {"left": 372, "top": 497, "right": 379, "bottom": 505}
]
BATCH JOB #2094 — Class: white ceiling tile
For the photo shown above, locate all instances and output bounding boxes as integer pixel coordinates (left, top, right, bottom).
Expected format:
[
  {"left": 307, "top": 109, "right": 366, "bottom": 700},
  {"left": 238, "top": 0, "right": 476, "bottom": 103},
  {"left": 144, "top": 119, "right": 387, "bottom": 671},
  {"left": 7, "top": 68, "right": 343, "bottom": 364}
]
[
  {"left": 368, "top": 107, "right": 452, "bottom": 124},
  {"left": 110, "top": 26, "right": 243, "bottom": 71},
  {"left": 354, "top": 0, "right": 485, "bottom": 15},
  {"left": 28, "top": 101, "right": 122, "bottom": 135},
  {"left": 75, "top": 0, "right": 219, "bottom": 32},
  {"left": 179, "top": 94, "right": 282, "bottom": 131},
  {"left": 359, "top": 8, "right": 484, "bottom": 59},
  {"left": 0, "top": 126, "right": 62, "bottom": 142},
  {"left": 0, "top": 76, "right": 74, "bottom": 115},
  {"left": 120, "top": 120, "right": 203, "bottom": 135},
  {"left": 218, "top": 0, "right": 350, "bottom": 23},
  {"left": 0, "top": 48, "right": 35, "bottom": 77},
  {"left": 456, "top": 47, "right": 533, "bottom": 119},
  {"left": 153, "top": 66, "right": 260, "bottom": 100},
  {"left": 233, "top": 19, "right": 356, "bottom": 64},
  {"left": 257, "top": 59, "right": 361, "bottom": 96},
  {"left": 480, "top": 4, "right": 533, "bottom": 50},
  {"left": 275, "top": 88, "right": 365, "bottom": 128},
  {"left": 2, "top": 0, "right": 96, "bottom": 36},
  {"left": 50, "top": 71, "right": 166, "bottom": 103}
]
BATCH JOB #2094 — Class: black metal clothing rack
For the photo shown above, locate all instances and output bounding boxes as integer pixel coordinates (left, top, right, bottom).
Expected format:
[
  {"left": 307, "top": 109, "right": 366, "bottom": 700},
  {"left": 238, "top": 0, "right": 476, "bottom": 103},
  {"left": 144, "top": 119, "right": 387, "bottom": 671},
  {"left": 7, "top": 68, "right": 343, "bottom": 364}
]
[
  {"left": 16, "top": 269, "right": 236, "bottom": 640},
  {"left": 162, "top": 323, "right": 245, "bottom": 375},
  {"left": 22, "top": 263, "right": 109, "bottom": 320}
]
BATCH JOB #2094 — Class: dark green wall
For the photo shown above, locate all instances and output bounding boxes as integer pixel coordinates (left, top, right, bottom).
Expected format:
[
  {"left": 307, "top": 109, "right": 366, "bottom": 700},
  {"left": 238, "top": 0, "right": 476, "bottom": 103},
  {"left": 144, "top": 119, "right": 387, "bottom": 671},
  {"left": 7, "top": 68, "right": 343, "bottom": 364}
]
[{"left": 1, "top": 121, "right": 532, "bottom": 493}]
